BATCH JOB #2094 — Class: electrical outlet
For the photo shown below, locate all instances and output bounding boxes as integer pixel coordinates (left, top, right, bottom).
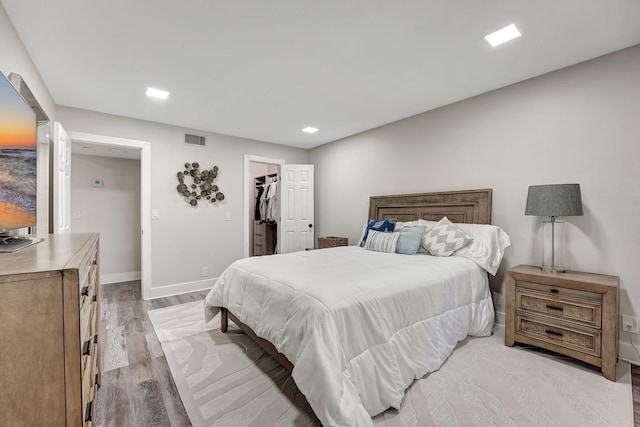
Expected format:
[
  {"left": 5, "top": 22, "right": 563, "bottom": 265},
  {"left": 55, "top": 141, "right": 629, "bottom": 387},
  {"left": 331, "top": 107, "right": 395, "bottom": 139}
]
[
  {"left": 622, "top": 315, "right": 638, "bottom": 334},
  {"left": 201, "top": 267, "right": 208, "bottom": 277}
]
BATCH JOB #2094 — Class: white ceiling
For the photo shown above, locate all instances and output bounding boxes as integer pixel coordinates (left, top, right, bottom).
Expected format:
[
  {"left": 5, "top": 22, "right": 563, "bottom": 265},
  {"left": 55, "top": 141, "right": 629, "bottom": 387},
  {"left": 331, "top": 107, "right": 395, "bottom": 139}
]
[
  {"left": 3, "top": 1, "right": 640, "bottom": 149},
  {"left": 71, "top": 141, "right": 141, "bottom": 160}
]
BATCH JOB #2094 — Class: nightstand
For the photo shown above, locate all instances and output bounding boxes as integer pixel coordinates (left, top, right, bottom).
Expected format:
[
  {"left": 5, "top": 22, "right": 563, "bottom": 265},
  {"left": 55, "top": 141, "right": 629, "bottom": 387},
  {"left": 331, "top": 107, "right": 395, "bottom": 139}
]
[
  {"left": 317, "top": 236, "right": 348, "bottom": 249},
  {"left": 505, "top": 265, "right": 619, "bottom": 381}
]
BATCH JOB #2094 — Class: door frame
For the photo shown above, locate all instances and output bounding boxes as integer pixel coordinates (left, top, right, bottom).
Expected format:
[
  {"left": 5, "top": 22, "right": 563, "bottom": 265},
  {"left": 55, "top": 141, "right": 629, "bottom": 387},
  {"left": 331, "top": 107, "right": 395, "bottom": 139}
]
[
  {"left": 67, "top": 131, "right": 152, "bottom": 299},
  {"left": 52, "top": 122, "right": 72, "bottom": 233},
  {"left": 243, "top": 154, "right": 285, "bottom": 258}
]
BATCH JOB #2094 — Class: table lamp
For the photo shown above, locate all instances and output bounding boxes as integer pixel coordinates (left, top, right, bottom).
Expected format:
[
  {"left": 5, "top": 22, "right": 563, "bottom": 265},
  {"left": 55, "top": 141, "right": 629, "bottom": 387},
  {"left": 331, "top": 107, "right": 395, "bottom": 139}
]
[{"left": 525, "top": 184, "right": 583, "bottom": 272}]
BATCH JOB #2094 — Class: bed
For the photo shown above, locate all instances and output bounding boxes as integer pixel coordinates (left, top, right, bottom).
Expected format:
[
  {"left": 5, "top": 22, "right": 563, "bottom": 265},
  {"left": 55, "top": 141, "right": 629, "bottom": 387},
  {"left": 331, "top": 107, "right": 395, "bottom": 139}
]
[{"left": 204, "top": 189, "right": 509, "bottom": 426}]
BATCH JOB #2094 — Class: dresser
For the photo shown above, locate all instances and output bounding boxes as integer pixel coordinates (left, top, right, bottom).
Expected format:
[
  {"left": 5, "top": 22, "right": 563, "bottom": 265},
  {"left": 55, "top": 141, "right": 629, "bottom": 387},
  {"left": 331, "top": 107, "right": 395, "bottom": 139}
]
[
  {"left": 505, "top": 265, "right": 619, "bottom": 381},
  {"left": 0, "top": 233, "right": 101, "bottom": 426},
  {"left": 253, "top": 222, "right": 277, "bottom": 256}
]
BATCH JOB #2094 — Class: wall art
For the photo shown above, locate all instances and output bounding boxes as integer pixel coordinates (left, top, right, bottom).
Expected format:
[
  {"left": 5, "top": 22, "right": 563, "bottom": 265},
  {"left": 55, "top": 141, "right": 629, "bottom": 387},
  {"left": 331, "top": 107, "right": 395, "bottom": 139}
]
[{"left": 176, "top": 162, "right": 225, "bottom": 206}]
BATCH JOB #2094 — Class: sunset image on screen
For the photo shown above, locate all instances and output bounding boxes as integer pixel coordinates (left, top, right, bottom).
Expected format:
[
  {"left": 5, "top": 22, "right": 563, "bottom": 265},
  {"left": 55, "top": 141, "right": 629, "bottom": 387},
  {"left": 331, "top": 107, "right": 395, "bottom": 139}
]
[
  {"left": 0, "top": 101, "right": 36, "bottom": 148},
  {"left": 0, "top": 74, "right": 37, "bottom": 230}
]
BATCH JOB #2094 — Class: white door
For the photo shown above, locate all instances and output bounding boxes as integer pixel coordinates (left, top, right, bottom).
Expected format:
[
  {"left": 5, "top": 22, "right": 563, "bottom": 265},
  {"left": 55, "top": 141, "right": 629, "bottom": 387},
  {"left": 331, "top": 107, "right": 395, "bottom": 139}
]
[
  {"left": 53, "top": 122, "right": 71, "bottom": 233},
  {"left": 279, "top": 164, "right": 314, "bottom": 253}
]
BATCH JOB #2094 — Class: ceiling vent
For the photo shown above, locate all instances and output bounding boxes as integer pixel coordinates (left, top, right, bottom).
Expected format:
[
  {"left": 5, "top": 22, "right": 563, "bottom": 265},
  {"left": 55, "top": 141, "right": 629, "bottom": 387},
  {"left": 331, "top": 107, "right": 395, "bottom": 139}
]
[{"left": 185, "top": 133, "right": 206, "bottom": 146}]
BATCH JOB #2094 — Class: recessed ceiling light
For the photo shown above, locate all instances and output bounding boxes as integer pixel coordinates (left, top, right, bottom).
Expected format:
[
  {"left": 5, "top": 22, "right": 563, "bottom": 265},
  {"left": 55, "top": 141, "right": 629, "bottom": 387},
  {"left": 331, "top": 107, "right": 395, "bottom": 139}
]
[
  {"left": 146, "top": 87, "right": 169, "bottom": 100},
  {"left": 484, "top": 24, "right": 521, "bottom": 47},
  {"left": 302, "top": 127, "right": 319, "bottom": 134}
]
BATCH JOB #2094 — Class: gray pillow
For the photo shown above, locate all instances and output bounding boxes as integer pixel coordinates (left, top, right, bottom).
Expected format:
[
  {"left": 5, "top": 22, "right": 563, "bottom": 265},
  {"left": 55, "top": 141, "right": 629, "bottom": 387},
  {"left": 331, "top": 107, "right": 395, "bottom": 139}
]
[{"left": 422, "top": 217, "right": 473, "bottom": 256}]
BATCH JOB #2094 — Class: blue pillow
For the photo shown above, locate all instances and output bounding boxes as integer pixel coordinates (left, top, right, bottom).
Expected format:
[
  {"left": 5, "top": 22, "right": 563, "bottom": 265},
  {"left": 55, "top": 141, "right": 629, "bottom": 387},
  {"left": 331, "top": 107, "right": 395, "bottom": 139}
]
[
  {"left": 359, "top": 219, "right": 397, "bottom": 247},
  {"left": 396, "top": 225, "right": 426, "bottom": 255}
]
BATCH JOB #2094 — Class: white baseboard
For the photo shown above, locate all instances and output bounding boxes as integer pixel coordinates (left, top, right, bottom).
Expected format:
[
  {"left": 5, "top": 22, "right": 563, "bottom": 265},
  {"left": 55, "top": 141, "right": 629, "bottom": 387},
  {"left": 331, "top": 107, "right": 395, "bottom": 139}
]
[
  {"left": 494, "top": 310, "right": 505, "bottom": 326},
  {"left": 143, "top": 278, "right": 216, "bottom": 300},
  {"left": 101, "top": 271, "right": 141, "bottom": 285}
]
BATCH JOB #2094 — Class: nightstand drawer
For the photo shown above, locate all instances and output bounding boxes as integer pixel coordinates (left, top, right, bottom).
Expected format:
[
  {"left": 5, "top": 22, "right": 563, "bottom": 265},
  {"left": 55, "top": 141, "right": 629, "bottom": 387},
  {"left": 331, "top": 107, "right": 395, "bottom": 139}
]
[
  {"left": 516, "top": 287, "right": 601, "bottom": 328},
  {"left": 516, "top": 313, "right": 601, "bottom": 357}
]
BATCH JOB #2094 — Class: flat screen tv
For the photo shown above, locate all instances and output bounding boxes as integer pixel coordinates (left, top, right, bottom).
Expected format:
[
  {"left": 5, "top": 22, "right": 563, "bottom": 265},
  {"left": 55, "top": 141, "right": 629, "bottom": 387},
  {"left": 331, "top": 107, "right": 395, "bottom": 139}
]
[{"left": 0, "top": 71, "right": 37, "bottom": 233}]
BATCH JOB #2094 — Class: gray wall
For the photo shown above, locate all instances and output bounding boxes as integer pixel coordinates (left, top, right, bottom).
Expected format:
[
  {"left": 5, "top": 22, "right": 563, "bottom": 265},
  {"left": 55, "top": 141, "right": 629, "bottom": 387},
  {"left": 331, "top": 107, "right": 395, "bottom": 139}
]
[
  {"left": 56, "top": 106, "right": 310, "bottom": 295},
  {"left": 310, "top": 44, "right": 640, "bottom": 362},
  {"left": 71, "top": 154, "right": 141, "bottom": 282}
]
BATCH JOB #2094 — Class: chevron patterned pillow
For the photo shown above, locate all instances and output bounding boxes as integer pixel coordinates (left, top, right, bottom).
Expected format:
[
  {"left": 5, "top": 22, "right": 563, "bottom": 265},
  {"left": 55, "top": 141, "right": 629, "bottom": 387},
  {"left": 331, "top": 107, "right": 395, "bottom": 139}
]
[{"left": 422, "top": 217, "right": 473, "bottom": 256}]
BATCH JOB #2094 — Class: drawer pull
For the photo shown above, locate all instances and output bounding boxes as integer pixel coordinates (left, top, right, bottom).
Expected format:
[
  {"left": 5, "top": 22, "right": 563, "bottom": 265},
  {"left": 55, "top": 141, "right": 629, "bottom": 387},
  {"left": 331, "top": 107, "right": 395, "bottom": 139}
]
[
  {"left": 94, "top": 334, "right": 98, "bottom": 344},
  {"left": 81, "top": 286, "right": 89, "bottom": 296},
  {"left": 545, "top": 329, "right": 563, "bottom": 337},
  {"left": 82, "top": 339, "right": 92, "bottom": 356},
  {"left": 95, "top": 373, "right": 100, "bottom": 386},
  {"left": 92, "top": 295, "right": 97, "bottom": 302},
  {"left": 546, "top": 304, "right": 563, "bottom": 311},
  {"left": 549, "top": 289, "right": 559, "bottom": 294},
  {"left": 85, "top": 400, "right": 94, "bottom": 422}
]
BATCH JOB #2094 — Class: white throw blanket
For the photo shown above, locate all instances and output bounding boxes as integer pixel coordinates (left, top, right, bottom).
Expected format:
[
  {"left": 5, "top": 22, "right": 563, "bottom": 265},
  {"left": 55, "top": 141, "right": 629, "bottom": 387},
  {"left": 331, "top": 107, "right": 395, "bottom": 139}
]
[{"left": 204, "top": 246, "right": 494, "bottom": 426}]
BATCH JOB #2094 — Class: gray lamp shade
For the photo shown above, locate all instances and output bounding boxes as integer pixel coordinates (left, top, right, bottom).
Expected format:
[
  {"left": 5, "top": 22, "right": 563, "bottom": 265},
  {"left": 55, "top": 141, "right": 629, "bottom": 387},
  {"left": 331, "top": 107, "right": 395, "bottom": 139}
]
[{"left": 525, "top": 184, "right": 583, "bottom": 217}]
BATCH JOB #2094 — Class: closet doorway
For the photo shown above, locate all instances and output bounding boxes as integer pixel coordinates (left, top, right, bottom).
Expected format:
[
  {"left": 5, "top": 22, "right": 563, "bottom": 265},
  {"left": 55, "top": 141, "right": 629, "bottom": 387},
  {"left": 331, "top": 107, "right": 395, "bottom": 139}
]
[{"left": 243, "top": 155, "right": 284, "bottom": 258}]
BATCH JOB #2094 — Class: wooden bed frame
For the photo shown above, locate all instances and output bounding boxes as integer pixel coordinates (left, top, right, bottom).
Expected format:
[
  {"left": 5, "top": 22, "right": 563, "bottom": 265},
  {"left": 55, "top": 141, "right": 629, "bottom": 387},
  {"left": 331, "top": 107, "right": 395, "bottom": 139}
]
[{"left": 220, "top": 188, "right": 493, "bottom": 373}]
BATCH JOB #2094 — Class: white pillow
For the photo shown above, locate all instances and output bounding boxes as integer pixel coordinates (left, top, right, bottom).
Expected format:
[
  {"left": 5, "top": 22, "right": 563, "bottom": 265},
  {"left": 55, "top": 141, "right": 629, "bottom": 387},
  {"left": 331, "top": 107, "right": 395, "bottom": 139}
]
[
  {"left": 394, "top": 220, "right": 420, "bottom": 230},
  {"left": 422, "top": 217, "right": 473, "bottom": 257},
  {"left": 364, "top": 230, "right": 399, "bottom": 253},
  {"left": 450, "top": 223, "right": 511, "bottom": 275},
  {"left": 396, "top": 219, "right": 437, "bottom": 230}
]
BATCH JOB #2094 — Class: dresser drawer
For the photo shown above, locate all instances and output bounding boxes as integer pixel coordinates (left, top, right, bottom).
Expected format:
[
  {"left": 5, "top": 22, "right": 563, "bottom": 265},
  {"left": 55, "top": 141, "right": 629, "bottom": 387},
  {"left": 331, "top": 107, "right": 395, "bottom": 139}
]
[
  {"left": 81, "top": 354, "right": 94, "bottom": 408},
  {"left": 78, "top": 248, "right": 98, "bottom": 297},
  {"left": 83, "top": 397, "right": 95, "bottom": 427},
  {"left": 516, "top": 313, "right": 601, "bottom": 357},
  {"left": 516, "top": 287, "right": 601, "bottom": 328}
]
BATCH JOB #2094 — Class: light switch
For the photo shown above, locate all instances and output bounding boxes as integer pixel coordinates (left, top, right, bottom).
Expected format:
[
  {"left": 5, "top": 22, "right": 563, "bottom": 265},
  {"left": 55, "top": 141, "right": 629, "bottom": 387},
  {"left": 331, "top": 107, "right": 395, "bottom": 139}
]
[{"left": 152, "top": 209, "right": 160, "bottom": 220}]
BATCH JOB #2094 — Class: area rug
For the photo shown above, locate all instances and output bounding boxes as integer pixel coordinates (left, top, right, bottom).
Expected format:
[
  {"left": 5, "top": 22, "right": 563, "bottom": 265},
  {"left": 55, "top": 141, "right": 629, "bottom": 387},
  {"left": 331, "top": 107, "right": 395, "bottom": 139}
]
[{"left": 148, "top": 301, "right": 633, "bottom": 427}]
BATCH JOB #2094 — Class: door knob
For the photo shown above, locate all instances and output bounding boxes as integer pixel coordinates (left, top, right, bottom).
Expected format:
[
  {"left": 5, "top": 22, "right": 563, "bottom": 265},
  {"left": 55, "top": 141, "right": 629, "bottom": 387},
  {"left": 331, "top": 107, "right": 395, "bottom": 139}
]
[{"left": 308, "top": 224, "right": 313, "bottom": 228}]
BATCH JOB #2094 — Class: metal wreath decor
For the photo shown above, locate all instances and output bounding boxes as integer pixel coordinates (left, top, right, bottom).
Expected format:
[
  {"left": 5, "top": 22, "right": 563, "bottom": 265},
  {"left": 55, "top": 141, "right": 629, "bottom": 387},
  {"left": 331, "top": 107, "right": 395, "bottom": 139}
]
[{"left": 176, "top": 162, "right": 225, "bottom": 206}]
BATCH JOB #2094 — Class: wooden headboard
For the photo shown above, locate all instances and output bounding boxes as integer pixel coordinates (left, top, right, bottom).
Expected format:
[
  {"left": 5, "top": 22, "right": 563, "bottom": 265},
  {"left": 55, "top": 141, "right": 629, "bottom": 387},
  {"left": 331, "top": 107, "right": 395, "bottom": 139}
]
[{"left": 369, "top": 189, "right": 492, "bottom": 225}]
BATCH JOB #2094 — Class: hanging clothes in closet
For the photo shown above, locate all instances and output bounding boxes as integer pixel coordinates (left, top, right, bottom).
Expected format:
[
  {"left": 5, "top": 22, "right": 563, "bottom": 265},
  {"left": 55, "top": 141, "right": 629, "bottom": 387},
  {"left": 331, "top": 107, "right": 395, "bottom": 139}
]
[
  {"left": 255, "top": 176, "right": 278, "bottom": 223},
  {"left": 254, "top": 185, "right": 264, "bottom": 221}
]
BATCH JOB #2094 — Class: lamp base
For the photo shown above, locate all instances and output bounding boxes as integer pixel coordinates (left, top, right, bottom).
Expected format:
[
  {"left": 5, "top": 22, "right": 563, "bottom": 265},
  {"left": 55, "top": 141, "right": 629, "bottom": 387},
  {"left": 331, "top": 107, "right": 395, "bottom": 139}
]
[
  {"left": 541, "top": 265, "right": 566, "bottom": 273},
  {"left": 541, "top": 219, "right": 565, "bottom": 273}
]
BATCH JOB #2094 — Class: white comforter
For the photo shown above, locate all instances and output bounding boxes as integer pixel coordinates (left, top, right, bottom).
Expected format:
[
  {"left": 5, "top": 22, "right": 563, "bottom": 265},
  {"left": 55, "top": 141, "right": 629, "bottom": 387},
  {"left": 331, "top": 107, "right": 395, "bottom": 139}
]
[{"left": 204, "top": 246, "right": 494, "bottom": 426}]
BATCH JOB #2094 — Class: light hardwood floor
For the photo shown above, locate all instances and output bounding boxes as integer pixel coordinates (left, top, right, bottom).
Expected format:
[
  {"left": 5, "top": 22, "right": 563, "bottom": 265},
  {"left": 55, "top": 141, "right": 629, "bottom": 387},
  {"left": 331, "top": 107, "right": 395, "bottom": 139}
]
[
  {"left": 96, "top": 281, "right": 208, "bottom": 427},
  {"left": 97, "top": 281, "right": 640, "bottom": 426}
]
